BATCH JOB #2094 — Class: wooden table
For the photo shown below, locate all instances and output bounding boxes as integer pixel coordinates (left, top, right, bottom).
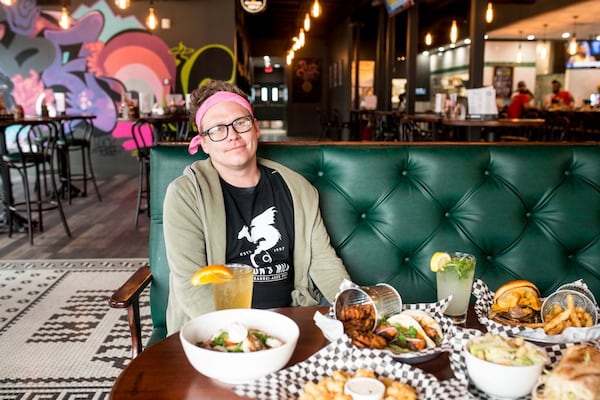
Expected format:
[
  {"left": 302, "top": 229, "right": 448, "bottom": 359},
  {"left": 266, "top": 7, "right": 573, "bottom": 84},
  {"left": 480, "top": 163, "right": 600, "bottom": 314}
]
[
  {"left": 110, "top": 305, "right": 483, "bottom": 399},
  {"left": 441, "top": 118, "right": 545, "bottom": 141}
]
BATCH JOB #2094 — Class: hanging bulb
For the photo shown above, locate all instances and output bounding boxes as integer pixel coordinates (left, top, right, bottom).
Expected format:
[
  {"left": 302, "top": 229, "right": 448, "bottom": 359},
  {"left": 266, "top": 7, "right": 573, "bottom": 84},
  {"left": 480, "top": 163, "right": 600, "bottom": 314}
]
[
  {"left": 115, "top": 0, "right": 130, "bottom": 10},
  {"left": 568, "top": 37, "right": 577, "bottom": 55},
  {"left": 539, "top": 45, "right": 547, "bottom": 60},
  {"left": 425, "top": 32, "right": 432, "bottom": 46},
  {"left": 304, "top": 13, "right": 310, "bottom": 32},
  {"left": 0, "top": 0, "right": 15, "bottom": 6},
  {"left": 516, "top": 44, "right": 522, "bottom": 63},
  {"left": 146, "top": 7, "right": 158, "bottom": 30},
  {"left": 59, "top": 6, "right": 71, "bottom": 29},
  {"left": 311, "top": 0, "right": 321, "bottom": 18},
  {"left": 568, "top": 16, "right": 578, "bottom": 56},
  {"left": 450, "top": 20, "right": 458, "bottom": 44},
  {"left": 486, "top": 2, "right": 493, "bottom": 23},
  {"left": 539, "top": 24, "right": 548, "bottom": 60}
]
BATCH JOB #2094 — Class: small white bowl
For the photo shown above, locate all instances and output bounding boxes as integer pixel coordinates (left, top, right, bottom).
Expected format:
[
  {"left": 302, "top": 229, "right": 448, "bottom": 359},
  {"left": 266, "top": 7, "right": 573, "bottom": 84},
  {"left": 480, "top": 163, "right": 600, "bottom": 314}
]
[
  {"left": 464, "top": 337, "right": 547, "bottom": 399},
  {"left": 344, "top": 377, "right": 386, "bottom": 400},
  {"left": 179, "top": 308, "right": 299, "bottom": 384}
]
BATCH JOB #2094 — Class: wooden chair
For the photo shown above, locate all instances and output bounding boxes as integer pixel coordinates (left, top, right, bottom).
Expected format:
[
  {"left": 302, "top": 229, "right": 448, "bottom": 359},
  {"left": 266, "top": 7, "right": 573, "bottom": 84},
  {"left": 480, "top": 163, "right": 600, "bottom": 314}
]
[{"left": 542, "top": 116, "right": 570, "bottom": 141}]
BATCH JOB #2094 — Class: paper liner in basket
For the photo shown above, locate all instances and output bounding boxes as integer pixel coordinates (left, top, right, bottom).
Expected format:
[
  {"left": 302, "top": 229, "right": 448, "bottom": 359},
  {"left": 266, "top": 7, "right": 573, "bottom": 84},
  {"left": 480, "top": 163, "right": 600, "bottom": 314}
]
[
  {"left": 317, "top": 279, "right": 457, "bottom": 360},
  {"left": 232, "top": 336, "right": 442, "bottom": 399},
  {"left": 473, "top": 279, "right": 600, "bottom": 343},
  {"left": 448, "top": 326, "right": 600, "bottom": 399}
]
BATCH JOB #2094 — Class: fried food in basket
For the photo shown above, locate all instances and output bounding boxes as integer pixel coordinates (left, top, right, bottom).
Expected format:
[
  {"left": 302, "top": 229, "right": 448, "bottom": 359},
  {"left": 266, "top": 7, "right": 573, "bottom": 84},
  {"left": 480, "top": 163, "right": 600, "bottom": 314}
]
[
  {"left": 337, "top": 304, "right": 387, "bottom": 349},
  {"left": 488, "top": 280, "right": 544, "bottom": 327},
  {"left": 543, "top": 293, "right": 594, "bottom": 335},
  {"left": 299, "top": 368, "right": 417, "bottom": 400}
]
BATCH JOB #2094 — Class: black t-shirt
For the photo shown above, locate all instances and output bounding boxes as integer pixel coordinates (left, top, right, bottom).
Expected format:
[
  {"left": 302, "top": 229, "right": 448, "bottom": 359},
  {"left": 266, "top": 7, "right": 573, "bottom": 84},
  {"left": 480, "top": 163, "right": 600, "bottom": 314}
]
[{"left": 221, "top": 165, "right": 294, "bottom": 308}]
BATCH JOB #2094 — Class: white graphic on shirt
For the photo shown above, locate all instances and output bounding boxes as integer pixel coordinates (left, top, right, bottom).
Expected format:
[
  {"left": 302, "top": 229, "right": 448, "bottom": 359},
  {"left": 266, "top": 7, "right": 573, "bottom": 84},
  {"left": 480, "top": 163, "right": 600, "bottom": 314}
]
[{"left": 237, "top": 206, "right": 282, "bottom": 269}]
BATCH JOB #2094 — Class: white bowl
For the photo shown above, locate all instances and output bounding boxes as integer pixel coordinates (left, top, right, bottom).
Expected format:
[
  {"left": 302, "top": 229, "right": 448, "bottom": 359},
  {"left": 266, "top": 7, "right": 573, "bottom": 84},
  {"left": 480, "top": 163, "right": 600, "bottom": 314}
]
[
  {"left": 179, "top": 308, "right": 299, "bottom": 384},
  {"left": 464, "top": 337, "right": 547, "bottom": 399}
]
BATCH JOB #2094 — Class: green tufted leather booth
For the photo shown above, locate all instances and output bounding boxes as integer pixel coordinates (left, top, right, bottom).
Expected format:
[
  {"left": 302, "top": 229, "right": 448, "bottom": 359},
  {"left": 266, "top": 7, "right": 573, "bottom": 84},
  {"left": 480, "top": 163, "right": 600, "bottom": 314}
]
[{"left": 110, "top": 142, "right": 600, "bottom": 358}]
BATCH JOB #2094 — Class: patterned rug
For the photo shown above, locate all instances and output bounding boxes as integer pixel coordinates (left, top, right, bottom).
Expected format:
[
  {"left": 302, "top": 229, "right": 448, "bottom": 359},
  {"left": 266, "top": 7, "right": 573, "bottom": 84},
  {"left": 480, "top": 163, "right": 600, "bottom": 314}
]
[{"left": 0, "top": 259, "right": 152, "bottom": 400}]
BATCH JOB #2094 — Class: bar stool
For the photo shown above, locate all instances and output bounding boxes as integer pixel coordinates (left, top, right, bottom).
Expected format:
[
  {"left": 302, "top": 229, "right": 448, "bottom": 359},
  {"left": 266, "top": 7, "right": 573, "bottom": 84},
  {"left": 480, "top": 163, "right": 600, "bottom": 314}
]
[
  {"left": 131, "top": 119, "right": 154, "bottom": 228},
  {"left": 55, "top": 117, "right": 102, "bottom": 204},
  {"left": 3, "top": 122, "right": 71, "bottom": 244}
]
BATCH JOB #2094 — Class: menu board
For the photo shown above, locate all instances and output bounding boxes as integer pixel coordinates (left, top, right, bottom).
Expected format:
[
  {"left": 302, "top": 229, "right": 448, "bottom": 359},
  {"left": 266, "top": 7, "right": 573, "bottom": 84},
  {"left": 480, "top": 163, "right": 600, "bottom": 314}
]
[{"left": 493, "top": 66, "right": 513, "bottom": 99}]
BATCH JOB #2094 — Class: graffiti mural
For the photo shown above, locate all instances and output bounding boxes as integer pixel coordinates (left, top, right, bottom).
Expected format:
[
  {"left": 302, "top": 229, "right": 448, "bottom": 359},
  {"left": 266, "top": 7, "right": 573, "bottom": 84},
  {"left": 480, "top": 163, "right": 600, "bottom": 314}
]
[{"left": 0, "top": 0, "right": 236, "bottom": 152}]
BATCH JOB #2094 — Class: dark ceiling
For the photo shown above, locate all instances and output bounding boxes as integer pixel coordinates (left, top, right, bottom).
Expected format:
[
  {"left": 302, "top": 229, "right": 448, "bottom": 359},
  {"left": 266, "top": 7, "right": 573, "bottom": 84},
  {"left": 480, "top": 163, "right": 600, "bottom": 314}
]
[{"left": 240, "top": 0, "right": 476, "bottom": 54}]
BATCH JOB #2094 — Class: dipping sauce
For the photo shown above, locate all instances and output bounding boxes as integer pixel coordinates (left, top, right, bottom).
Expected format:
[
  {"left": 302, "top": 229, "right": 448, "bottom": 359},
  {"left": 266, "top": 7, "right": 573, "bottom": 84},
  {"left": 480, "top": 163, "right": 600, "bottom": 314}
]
[{"left": 344, "top": 377, "right": 385, "bottom": 400}]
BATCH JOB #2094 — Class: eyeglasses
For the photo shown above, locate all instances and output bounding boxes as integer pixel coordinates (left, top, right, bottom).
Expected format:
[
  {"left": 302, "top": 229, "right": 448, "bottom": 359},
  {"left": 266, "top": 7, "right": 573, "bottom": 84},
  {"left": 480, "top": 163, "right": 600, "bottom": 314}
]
[{"left": 202, "top": 115, "right": 254, "bottom": 142}]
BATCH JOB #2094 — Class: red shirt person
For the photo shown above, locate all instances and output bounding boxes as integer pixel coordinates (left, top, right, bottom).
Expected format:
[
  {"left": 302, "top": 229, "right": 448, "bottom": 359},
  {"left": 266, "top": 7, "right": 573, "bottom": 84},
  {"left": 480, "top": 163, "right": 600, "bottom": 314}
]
[
  {"left": 550, "top": 80, "right": 574, "bottom": 109},
  {"left": 507, "top": 92, "right": 534, "bottom": 118}
]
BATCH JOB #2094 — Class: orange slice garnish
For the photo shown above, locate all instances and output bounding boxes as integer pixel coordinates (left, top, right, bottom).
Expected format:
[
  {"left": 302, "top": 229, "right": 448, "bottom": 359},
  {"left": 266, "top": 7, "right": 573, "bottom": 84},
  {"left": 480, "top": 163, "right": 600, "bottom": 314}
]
[{"left": 190, "top": 264, "right": 233, "bottom": 285}]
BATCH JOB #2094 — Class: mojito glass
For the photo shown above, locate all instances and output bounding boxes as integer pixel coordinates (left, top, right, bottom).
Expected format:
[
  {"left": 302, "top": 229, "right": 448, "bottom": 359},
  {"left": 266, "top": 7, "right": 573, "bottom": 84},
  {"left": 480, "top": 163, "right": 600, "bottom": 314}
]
[
  {"left": 213, "top": 264, "right": 254, "bottom": 310},
  {"left": 436, "top": 252, "right": 476, "bottom": 325}
]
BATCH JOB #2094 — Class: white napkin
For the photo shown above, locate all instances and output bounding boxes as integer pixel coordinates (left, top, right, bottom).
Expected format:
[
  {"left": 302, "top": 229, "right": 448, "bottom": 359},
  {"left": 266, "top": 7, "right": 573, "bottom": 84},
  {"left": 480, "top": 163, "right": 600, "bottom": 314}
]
[{"left": 313, "top": 311, "right": 344, "bottom": 342}]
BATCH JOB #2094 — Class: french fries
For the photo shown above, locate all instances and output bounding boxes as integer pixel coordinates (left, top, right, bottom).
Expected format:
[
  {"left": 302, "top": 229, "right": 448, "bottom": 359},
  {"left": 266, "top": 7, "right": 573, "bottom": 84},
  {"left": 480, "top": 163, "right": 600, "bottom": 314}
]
[{"left": 543, "top": 294, "right": 594, "bottom": 335}]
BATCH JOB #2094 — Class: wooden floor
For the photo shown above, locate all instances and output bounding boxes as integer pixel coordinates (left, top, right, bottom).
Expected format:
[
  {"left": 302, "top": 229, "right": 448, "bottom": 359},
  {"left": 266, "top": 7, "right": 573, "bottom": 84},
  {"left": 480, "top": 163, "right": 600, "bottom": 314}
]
[{"left": 0, "top": 173, "right": 150, "bottom": 259}]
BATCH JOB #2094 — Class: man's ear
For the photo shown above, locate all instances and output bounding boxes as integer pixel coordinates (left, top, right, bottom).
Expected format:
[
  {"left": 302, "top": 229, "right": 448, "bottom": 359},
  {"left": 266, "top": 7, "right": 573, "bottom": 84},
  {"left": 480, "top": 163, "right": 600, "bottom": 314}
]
[{"left": 199, "top": 136, "right": 210, "bottom": 155}]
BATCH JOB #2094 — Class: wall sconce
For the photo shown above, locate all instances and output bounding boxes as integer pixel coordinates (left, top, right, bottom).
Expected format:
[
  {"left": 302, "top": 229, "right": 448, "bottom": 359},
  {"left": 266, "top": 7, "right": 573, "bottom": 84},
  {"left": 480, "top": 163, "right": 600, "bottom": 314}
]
[
  {"left": 568, "top": 16, "right": 578, "bottom": 56},
  {"left": 115, "top": 0, "right": 130, "bottom": 10},
  {"left": 311, "top": 0, "right": 321, "bottom": 18},
  {"left": 59, "top": 6, "right": 71, "bottom": 29},
  {"left": 146, "top": 6, "right": 158, "bottom": 30},
  {"left": 304, "top": 13, "right": 310, "bottom": 32},
  {"left": 450, "top": 20, "right": 457, "bottom": 44},
  {"left": 425, "top": 32, "right": 432, "bottom": 46},
  {"left": 485, "top": 2, "right": 493, "bottom": 23},
  {"left": 0, "top": 0, "right": 15, "bottom": 6}
]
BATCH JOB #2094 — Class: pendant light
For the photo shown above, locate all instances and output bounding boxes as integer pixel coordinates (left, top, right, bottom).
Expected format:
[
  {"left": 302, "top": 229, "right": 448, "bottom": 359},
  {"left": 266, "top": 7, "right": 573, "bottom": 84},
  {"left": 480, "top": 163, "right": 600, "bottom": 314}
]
[
  {"left": 311, "top": 0, "right": 321, "bottom": 18},
  {"left": 425, "top": 32, "right": 432, "bottom": 46},
  {"left": 115, "top": 0, "right": 130, "bottom": 10},
  {"left": 304, "top": 13, "right": 310, "bottom": 32},
  {"left": 568, "top": 16, "right": 578, "bottom": 56},
  {"left": 146, "top": 3, "right": 158, "bottom": 30},
  {"left": 516, "top": 31, "right": 523, "bottom": 63},
  {"left": 450, "top": 20, "right": 458, "bottom": 44},
  {"left": 485, "top": 2, "right": 493, "bottom": 23},
  {"left": 539, "top": 24, "right": 548, "bottom": 60},
  {"left": 0, "top": 0, "right": 15, "bottom": 6},
  {"left": 59, "top": 5, "right": 71, "bottom": 29}
]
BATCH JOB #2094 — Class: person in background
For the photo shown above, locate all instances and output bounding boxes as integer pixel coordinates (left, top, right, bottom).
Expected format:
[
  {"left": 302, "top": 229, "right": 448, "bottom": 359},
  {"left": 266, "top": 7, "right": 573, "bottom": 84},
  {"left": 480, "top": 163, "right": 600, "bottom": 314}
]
[
  {"left": 569, "top": 42, "right": 596, "bottom": 64},
  {"left": 547, "top": 80, "right": 574, "bottom": 110},
  {"left": 162, "top": 80, "right": 350, "bottom": 334},
  {"left": 507, "top": 81, "right": 536, "bottom": 118}
]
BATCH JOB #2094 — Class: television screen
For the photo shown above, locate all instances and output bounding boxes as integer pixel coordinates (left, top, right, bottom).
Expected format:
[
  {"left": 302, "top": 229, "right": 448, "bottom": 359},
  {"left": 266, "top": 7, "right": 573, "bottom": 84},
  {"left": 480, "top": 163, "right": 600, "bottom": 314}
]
[
  {"left": 385, "top": 0, "right": 414, "bottom": 17},
  {"left": 565, "top": 40, "right": 600, "bottom": 68}
]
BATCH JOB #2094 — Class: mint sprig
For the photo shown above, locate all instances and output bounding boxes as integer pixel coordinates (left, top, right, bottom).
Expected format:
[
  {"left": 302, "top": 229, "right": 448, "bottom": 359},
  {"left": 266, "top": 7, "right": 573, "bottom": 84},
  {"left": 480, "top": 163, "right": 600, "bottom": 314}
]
[{"left": 443, "top": 255, "right": 475, "bottom": 279}]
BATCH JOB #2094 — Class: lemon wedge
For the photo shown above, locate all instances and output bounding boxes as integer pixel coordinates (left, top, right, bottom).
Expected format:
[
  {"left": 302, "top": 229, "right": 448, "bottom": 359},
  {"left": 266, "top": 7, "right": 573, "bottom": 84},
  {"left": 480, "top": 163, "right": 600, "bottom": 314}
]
[
  {"left": 190, "top": 264, "right": 233, "bottom": 285},
  {"left": 430, "top": 252, "right": 451, "bottom": 272}
]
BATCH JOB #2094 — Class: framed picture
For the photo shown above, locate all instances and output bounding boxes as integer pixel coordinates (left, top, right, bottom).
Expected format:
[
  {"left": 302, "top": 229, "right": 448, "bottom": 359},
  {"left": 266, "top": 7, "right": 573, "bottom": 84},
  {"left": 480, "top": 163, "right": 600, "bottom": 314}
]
[
  {"left": 493, "top": 66, "right": 513, "bottom": 99},
  {"left": 293, "top": 58, "right": 321, "bottom": 102}
]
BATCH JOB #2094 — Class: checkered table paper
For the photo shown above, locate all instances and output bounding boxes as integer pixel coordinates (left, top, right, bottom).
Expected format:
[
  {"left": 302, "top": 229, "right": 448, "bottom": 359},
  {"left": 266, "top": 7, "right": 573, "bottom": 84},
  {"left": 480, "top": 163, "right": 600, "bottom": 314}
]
[
  {"left": 473, "top": 278, "right": 600, "bottom": 343},
  {"left": 232, "top": 336, "right": 447, "bottom": 399}
]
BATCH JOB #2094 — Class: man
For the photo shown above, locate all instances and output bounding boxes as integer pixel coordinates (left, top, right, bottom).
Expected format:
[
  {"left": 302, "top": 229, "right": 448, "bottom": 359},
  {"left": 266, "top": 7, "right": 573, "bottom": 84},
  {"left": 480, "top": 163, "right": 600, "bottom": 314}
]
[
  {"left": 507, "top": 81, "right": 536, "bottom": 118},
  {"left": 548, "top": 80, "right": 574, "bottom": 109},
  {"left": 163, "top": 80, "right": 350, "bottom": 333}
]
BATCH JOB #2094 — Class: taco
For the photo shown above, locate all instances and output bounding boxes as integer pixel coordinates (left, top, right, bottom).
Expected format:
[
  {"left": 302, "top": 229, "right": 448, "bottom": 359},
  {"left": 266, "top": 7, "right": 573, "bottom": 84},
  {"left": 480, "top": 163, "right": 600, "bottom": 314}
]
[
  {"left": 376, "top": 314, "right": 436, "bottom": 353},
  {"left": 400, "top": 310, "right": 444, "bottom": 346}
]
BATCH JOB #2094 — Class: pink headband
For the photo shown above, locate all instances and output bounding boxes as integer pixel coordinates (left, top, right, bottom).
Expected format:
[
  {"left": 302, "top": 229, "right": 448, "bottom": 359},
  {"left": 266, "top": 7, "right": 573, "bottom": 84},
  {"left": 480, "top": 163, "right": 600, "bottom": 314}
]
[{"left": 188, "top": 91, "right": 254, "bottom": 155}]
